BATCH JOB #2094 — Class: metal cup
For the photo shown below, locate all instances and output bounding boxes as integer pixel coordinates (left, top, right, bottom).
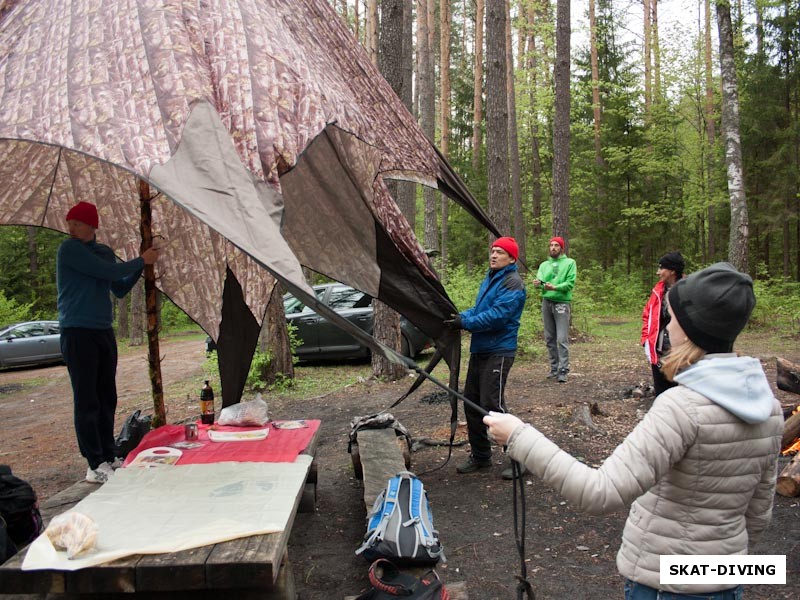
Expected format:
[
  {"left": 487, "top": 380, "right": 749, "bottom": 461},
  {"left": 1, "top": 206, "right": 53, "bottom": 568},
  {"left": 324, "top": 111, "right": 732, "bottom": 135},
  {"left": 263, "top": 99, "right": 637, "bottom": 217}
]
[{"left": 184, "top": 423, "right": 199, "bottom": 441}]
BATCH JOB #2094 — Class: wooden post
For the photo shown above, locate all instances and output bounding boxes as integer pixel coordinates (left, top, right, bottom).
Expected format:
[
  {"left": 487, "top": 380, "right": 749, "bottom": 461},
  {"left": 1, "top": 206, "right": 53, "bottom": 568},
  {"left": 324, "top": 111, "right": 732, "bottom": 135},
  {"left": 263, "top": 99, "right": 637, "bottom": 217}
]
[{"left": 139, "top": 180, "right": 166, "bottom": 427}]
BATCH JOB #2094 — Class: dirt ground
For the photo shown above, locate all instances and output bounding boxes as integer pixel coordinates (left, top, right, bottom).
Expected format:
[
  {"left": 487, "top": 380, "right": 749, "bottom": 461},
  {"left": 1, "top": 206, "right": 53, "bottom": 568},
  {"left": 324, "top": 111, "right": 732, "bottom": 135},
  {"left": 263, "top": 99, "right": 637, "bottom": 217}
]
[{"left": 1, "top": 330, "right": 798, "bottom": 599}]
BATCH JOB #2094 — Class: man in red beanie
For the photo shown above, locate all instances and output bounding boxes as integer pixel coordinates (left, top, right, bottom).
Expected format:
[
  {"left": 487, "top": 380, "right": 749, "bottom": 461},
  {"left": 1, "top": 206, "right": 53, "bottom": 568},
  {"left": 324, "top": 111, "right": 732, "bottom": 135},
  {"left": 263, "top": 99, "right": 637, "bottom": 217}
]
[
  {"left": 57, "top": 201, "right": 159, "bottom": 484},
  {"left": 444, "top": 237, "right": 526, "bottom": 479},
  {"left": 533, "top": 236, "right": 576, "bottom": 383}
]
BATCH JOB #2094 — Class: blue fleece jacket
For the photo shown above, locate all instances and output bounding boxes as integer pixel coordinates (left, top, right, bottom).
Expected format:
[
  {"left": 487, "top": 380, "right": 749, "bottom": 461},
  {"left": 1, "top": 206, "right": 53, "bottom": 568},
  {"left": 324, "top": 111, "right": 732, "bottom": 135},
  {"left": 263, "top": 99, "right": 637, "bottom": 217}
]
[
  {"left": 57, "top": 237, "right": 145, "bottom": 329},
  {"left": 460, "top": 263, "right": 526, "bottom": 354}
]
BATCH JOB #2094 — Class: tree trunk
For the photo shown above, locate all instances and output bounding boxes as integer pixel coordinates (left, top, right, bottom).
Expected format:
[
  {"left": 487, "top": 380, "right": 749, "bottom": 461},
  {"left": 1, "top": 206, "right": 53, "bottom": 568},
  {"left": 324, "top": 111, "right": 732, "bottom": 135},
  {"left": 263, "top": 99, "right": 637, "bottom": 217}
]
[
  {"left": 704, "top": 0, "right": 716, "bottom": 262},
  {"left": 418, "top": 0, "right": 438, "bottom": 253},
  {"left": 485, "top": 0, "right": 510, "bottom": 237},
  {"left": 259, "top": 282, "right": 294, "bottom": 384},
  {"left": 366, "top": 0, "right": 378, "bottom": 66},
  {"left": 505, "top": 0, "right": 525, "bottom": 269},
  {"left": 117, "top": 295, "right": 129, "bottom": 339},
  {"left": 139, "top": 180, "right": 165, "bottom": 427},
  {"left": 440, "top": 0, "right": 452, "bottom": 268},
  {"left": 643, "top": 0, "right": 652, "bottom": 116},
  {"left": 589, "top": 0, "right": 606, "bottom": 265},
  {"left": 716, "top": 1, "right": 749, "bottom": 272},
  {"left": 552, "top": 0, "right": 571, "bottom": 239},
  {"left": 373, "top": 0, "right": 410, "bottom": 382},
  {"left": 525, "top": 2, "right": 543, "bottom": 236},
  {"left": 26, "top": 225, "right": 38, "bottom": 283},
  {"left": 652, "top": 0, "right": 661, "bottom": 102},
  {"left": 472, "top": 0, "right": 484, "bottom": 171}
]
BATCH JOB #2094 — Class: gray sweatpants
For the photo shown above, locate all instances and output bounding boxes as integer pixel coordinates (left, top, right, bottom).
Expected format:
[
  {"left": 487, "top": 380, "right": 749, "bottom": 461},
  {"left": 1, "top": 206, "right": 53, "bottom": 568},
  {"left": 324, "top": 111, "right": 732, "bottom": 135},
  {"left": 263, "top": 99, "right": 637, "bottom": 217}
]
[{"left": 542, "top": 298, "right": 570, "bottom": 373}]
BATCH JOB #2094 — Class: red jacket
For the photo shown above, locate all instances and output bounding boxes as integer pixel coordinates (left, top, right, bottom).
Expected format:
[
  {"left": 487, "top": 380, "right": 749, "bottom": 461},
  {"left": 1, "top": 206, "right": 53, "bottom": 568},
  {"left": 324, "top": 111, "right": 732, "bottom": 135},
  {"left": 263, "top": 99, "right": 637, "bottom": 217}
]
[{"left": 641, "top": 280, "right": 667, "bottom": 365}]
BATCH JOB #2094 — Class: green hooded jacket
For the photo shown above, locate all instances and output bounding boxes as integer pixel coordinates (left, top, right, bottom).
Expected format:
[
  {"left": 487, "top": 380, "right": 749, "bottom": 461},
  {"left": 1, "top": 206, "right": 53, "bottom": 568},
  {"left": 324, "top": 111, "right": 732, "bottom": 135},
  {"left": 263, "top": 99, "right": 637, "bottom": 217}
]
[{"left": 536, "top": 254, "right": 576, "bottom": 303}]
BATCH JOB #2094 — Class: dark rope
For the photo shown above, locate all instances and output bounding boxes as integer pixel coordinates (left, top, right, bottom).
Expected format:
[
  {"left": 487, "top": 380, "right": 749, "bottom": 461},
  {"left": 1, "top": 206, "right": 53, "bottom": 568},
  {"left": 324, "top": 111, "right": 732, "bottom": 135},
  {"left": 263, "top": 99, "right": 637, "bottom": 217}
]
[{"left": 511, "top": 459, "right": 535, "bottom": 599}]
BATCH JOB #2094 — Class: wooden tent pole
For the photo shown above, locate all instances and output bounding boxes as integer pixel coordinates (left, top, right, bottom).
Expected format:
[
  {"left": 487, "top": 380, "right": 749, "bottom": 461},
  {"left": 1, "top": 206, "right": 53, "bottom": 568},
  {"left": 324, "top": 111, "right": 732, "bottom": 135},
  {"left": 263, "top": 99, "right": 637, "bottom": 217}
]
[{"left": 138, "top": 180, "right": 166, "bottom": 427}]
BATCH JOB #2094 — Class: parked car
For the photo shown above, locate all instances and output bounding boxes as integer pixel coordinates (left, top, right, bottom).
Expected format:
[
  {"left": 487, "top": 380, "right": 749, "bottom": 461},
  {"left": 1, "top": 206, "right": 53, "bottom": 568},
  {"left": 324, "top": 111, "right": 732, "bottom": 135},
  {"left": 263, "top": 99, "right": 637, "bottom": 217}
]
[
  {"left": 284, "top": 284, "right": 432, "bottom": 361},
  {"left": 0, "top": 321, "right": 63, "bottom": 368}
]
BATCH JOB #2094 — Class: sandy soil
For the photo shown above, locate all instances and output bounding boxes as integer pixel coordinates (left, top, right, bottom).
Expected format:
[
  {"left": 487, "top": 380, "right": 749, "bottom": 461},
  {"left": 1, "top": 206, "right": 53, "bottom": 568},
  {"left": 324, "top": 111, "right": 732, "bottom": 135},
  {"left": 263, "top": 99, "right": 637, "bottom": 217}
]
[{"left": 1, "top": 330, "right": 798, "bottom": 599}]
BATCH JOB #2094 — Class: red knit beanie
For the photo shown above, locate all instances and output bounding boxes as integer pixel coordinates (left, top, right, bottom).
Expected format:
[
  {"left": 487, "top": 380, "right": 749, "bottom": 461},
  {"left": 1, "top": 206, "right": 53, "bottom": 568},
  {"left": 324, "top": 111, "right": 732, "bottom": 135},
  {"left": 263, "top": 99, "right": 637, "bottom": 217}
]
[
  {"left": 491, "top": 237, "right": 519, "bottom": 261},
  {"left": 550, "top": 236, "right": 565, "bottom": 249},
  {"left": 66, "top": 202, "right": 99, "bottom": 229}
]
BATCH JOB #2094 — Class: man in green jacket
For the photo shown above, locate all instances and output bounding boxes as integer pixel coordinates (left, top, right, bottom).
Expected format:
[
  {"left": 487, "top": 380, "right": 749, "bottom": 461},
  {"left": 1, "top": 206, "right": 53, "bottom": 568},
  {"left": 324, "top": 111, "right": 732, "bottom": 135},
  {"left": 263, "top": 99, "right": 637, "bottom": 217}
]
[{"left": 533, "top": 237, "right": 576, "bottom": 383}]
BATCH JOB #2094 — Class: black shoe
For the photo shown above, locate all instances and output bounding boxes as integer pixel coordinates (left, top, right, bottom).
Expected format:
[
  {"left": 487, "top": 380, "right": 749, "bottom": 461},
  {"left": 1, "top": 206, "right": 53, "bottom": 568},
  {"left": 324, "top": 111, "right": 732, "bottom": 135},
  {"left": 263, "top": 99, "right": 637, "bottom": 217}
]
[
  {"left": 557, "top": 370, "right": 568, "bottom": 383},
  {"left": 456, "top": 456, "right": 492, "bottom": 474},
  {"left": 546, "top": 370, "right": 558, "bottom": 379},
  {"left": 501, "top": 463, "right": 527, "bottom": 480}
]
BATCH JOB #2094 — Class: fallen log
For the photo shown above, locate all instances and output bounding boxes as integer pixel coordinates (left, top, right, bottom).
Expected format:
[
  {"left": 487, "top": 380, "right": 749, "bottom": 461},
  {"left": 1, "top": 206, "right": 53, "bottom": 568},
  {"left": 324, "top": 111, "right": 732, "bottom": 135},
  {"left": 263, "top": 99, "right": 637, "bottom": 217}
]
[
  {"left": 777, "top": 357, "right": 800, "bottom": 395},
  {"left": 782, "top": 409, "right": 800, "bottom": 452},
  {"left": 776, "top": 453, "right": 800, "bottom": 497}
]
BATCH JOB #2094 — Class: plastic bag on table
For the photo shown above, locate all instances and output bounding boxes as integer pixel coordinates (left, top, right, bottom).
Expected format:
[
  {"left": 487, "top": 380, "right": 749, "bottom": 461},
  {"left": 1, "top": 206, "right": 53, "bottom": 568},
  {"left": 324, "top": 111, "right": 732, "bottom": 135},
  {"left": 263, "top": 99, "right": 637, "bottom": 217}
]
[
  {"left": 217, "top": 394, "right": 269, "bottom": 426},
  {"left": 45, "top": 512, "right": 98, "bottom": 559}
]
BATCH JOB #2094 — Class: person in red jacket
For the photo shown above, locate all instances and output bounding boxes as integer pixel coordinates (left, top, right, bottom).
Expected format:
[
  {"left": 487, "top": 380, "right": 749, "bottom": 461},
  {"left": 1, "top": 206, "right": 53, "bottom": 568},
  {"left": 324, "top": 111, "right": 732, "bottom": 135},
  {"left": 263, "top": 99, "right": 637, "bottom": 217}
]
[{"left": 641, "top": 252, "right": 685, "bottom": 396}]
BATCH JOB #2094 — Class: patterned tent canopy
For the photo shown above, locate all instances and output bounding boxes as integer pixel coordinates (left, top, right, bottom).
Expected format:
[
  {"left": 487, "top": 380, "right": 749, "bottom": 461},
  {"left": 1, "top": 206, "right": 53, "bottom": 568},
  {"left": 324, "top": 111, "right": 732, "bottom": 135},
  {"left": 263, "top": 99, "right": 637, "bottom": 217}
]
[{"left": 0, "top": 0, "right": 498, "bottom": 404}]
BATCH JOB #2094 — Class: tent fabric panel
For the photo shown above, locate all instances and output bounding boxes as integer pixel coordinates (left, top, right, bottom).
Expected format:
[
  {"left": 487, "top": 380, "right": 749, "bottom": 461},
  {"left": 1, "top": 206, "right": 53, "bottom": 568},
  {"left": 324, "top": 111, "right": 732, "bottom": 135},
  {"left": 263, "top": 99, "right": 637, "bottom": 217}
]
[
  {"left": 149, "top": 100, "right": 315, "bottom": 301},
  {"left": 0, "top": 141, "right": 61, "bottom": 227},
  {"left": 217, "top": 267, "right": 264, "bottom": 408},
  {"left": 280, "top": 127, "right": 382, "bottom": 298}
]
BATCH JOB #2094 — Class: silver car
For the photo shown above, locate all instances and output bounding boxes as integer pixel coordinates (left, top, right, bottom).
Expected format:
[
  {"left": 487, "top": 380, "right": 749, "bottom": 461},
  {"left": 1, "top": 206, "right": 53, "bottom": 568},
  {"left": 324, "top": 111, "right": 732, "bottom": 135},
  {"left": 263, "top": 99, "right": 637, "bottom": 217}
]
[
  {"left": 0, "top": 321, "right": 63, "bottom": 368},
  {"left": 284, "top": 284, "right": 432, "bottom": 361}
]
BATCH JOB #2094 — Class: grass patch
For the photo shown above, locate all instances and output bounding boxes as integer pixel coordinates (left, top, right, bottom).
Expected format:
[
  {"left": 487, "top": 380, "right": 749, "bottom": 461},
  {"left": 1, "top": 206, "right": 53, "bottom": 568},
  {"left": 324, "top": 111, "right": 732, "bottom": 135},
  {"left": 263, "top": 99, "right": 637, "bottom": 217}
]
[{"left": 273, "top": 362, "right": 374, "bottom": 401}]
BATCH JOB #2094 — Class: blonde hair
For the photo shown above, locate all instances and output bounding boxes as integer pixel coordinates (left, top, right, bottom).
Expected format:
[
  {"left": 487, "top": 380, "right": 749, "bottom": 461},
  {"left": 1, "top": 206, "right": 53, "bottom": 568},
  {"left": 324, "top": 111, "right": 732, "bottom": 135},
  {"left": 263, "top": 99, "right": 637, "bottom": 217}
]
[{"left": 661, "top": 340, "right": 706, "bottom": 381}]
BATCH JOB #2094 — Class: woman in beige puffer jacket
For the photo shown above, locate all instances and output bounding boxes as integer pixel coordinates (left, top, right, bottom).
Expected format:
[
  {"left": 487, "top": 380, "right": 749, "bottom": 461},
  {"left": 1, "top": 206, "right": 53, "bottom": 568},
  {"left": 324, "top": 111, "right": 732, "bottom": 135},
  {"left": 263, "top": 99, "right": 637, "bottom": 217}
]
[{"left": 485, "top": 263, "right": 783, "bottom": 599}]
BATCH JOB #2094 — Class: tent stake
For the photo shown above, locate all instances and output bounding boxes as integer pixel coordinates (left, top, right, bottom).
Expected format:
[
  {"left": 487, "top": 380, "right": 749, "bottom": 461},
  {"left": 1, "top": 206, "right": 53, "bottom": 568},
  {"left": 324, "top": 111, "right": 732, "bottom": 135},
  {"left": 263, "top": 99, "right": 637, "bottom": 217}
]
[{"left": 139, "top": 180, "right": 166, "bottom": 427}]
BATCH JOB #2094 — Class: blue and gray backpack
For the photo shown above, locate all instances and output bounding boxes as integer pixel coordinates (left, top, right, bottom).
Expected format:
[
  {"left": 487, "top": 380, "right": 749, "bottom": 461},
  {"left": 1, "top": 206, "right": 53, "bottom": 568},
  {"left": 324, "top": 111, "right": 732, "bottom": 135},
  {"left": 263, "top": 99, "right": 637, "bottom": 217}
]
[{"left": 356, "top": 471, "right": 444, "bottom": 566}]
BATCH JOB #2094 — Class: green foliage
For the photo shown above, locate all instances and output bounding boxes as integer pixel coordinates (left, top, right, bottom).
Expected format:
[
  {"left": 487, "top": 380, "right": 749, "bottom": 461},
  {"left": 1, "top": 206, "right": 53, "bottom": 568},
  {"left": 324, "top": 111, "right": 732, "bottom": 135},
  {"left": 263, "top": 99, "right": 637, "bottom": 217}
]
[
  {"left": 750, "top": 275, "right": 800, "bottom": 335},
  {"left": 0, "top": 289, "right": 35, "bottom": 325},
  {"left": 246, "top": 350, "right": 274, "bottom": 392},
  {"left": 202, "top": 347, "right": 219, "bottom": 379},
  {"left": 159, "top": 297, "right": 195, "bottom": 332}
]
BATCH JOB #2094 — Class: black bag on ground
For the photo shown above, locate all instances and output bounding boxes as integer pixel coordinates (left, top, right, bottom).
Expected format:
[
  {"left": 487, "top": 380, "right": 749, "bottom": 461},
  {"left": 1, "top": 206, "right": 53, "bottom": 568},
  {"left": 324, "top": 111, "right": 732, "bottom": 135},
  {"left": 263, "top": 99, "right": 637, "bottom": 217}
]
[
  {"left": 1, "top": 516, "right": 18, "bottom": 564},
  {"left": 355, "top": 558, "right": 448, "bottom": 600},
  {"left": 0, "top": 465, "right": 43, "bottom": 554},
  {"left": 114, "top": 409, "right": 152, "bottom": 458}
]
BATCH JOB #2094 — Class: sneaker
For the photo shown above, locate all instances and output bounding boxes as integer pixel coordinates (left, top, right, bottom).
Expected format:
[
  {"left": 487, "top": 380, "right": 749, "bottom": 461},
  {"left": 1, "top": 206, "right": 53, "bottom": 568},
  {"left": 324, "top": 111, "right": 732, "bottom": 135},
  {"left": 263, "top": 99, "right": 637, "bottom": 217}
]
[
  {"left": 557, "top": 370, "right": 568, "bottom": 383},
  {"left": 96, "top": 462, "right": 115, "bottom": 478},
  {"left": 546, "top": 370, "right": 558, "bottom": 379},
  {"left": 456, "top": 456, "right": 492, "bottom": 474},
  {"left": 85, "top": 467, "right": 109, "bottom": 484},
  {"left": 109, "top": 457, "right": 124, "bottom": 470},
  {"left": 501, "top": 463, "right": 527, "bottom": 480}
]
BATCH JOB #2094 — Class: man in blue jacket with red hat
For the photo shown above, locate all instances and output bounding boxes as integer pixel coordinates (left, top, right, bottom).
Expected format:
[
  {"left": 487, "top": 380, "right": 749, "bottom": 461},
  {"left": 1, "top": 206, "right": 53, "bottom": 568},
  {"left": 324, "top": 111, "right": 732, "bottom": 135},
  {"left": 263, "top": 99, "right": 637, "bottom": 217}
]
[{"left": 444, "top": 237, "right": 526, "bottom": 479}]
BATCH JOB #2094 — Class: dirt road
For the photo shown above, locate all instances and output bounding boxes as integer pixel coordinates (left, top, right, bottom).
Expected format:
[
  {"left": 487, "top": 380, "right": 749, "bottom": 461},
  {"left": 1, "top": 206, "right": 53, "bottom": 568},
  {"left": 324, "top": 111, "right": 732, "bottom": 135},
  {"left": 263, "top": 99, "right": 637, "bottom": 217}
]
[{"left": 0, "top": 336, "right": 205, "bottom": 499}]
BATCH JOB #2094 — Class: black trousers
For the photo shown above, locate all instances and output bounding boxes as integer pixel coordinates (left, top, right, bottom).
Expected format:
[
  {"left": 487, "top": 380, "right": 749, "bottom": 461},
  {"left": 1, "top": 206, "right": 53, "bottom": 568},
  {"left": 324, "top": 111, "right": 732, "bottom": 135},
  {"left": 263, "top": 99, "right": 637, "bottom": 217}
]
[
  {"left": 61, "top": 328, "right": 118, "bottom": 470},
  {"left": 651, "top": 362, "right": 677, "bottom": 397},
  {"left": 463, "top": 353, "right": 515, "bottom": 461}
]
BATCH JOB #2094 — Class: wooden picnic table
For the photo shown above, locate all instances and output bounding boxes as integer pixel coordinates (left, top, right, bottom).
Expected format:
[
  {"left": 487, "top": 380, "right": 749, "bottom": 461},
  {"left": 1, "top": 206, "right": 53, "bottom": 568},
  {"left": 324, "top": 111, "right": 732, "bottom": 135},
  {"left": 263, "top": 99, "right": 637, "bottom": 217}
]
[{"left": 0, "top": 421, "right": 320, "bottom": 600}]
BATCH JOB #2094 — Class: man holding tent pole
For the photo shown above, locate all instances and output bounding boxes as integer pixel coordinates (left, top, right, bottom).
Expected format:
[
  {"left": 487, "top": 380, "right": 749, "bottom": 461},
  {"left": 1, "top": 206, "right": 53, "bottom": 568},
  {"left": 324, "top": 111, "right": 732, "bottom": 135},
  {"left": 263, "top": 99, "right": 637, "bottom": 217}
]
[
  {"left": 57, "top": 201, "right": 159, "bottom": 484},
  {"left": 444, "top": 237, "right": 526, "bottom": 480}
]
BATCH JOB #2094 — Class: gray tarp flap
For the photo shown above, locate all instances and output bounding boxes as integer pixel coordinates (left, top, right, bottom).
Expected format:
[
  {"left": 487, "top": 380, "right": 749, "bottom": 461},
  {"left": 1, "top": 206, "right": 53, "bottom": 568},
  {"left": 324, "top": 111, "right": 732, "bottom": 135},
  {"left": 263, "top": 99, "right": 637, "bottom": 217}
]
[{"left": 281, "top": 125, "right": 461, "bottom": 366}]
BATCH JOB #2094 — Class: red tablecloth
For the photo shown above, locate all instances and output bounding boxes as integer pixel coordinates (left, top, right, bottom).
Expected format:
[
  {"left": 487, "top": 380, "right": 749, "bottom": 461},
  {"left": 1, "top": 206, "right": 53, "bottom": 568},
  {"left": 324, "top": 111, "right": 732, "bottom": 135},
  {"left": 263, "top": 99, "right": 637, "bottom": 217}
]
[{"left": 122, "top": 420, "right": 321, "bottom": 466}]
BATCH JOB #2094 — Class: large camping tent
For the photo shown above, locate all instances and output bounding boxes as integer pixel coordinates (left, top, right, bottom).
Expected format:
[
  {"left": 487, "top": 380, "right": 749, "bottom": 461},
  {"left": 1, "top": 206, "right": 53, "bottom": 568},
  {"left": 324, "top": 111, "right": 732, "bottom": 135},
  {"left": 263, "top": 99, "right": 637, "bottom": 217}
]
[{"left": 0, "top": 0, "right": 499, "bottom": 405}]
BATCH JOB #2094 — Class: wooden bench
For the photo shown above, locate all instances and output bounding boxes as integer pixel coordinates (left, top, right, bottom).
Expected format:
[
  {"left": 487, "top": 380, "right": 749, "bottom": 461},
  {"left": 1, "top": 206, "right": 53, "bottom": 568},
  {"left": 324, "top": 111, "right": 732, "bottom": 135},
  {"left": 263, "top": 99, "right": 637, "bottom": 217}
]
[
  {"left": 0, "top": 426, "right": 321, "bottom": 599},
  {"left": 348, "top": 427, "right": 468, "bottom": 600}
]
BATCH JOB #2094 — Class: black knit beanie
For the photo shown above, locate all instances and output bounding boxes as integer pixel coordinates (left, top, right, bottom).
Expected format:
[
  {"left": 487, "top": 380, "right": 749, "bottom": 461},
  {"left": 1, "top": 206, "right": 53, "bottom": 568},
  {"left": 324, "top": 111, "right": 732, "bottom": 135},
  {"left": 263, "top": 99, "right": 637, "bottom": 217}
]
[
  {"left": 658, "top": 252, "right": 685, "bottom": 276},
  {"left": 667, "top": 262, "right": 755, "bottom": 353}
]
